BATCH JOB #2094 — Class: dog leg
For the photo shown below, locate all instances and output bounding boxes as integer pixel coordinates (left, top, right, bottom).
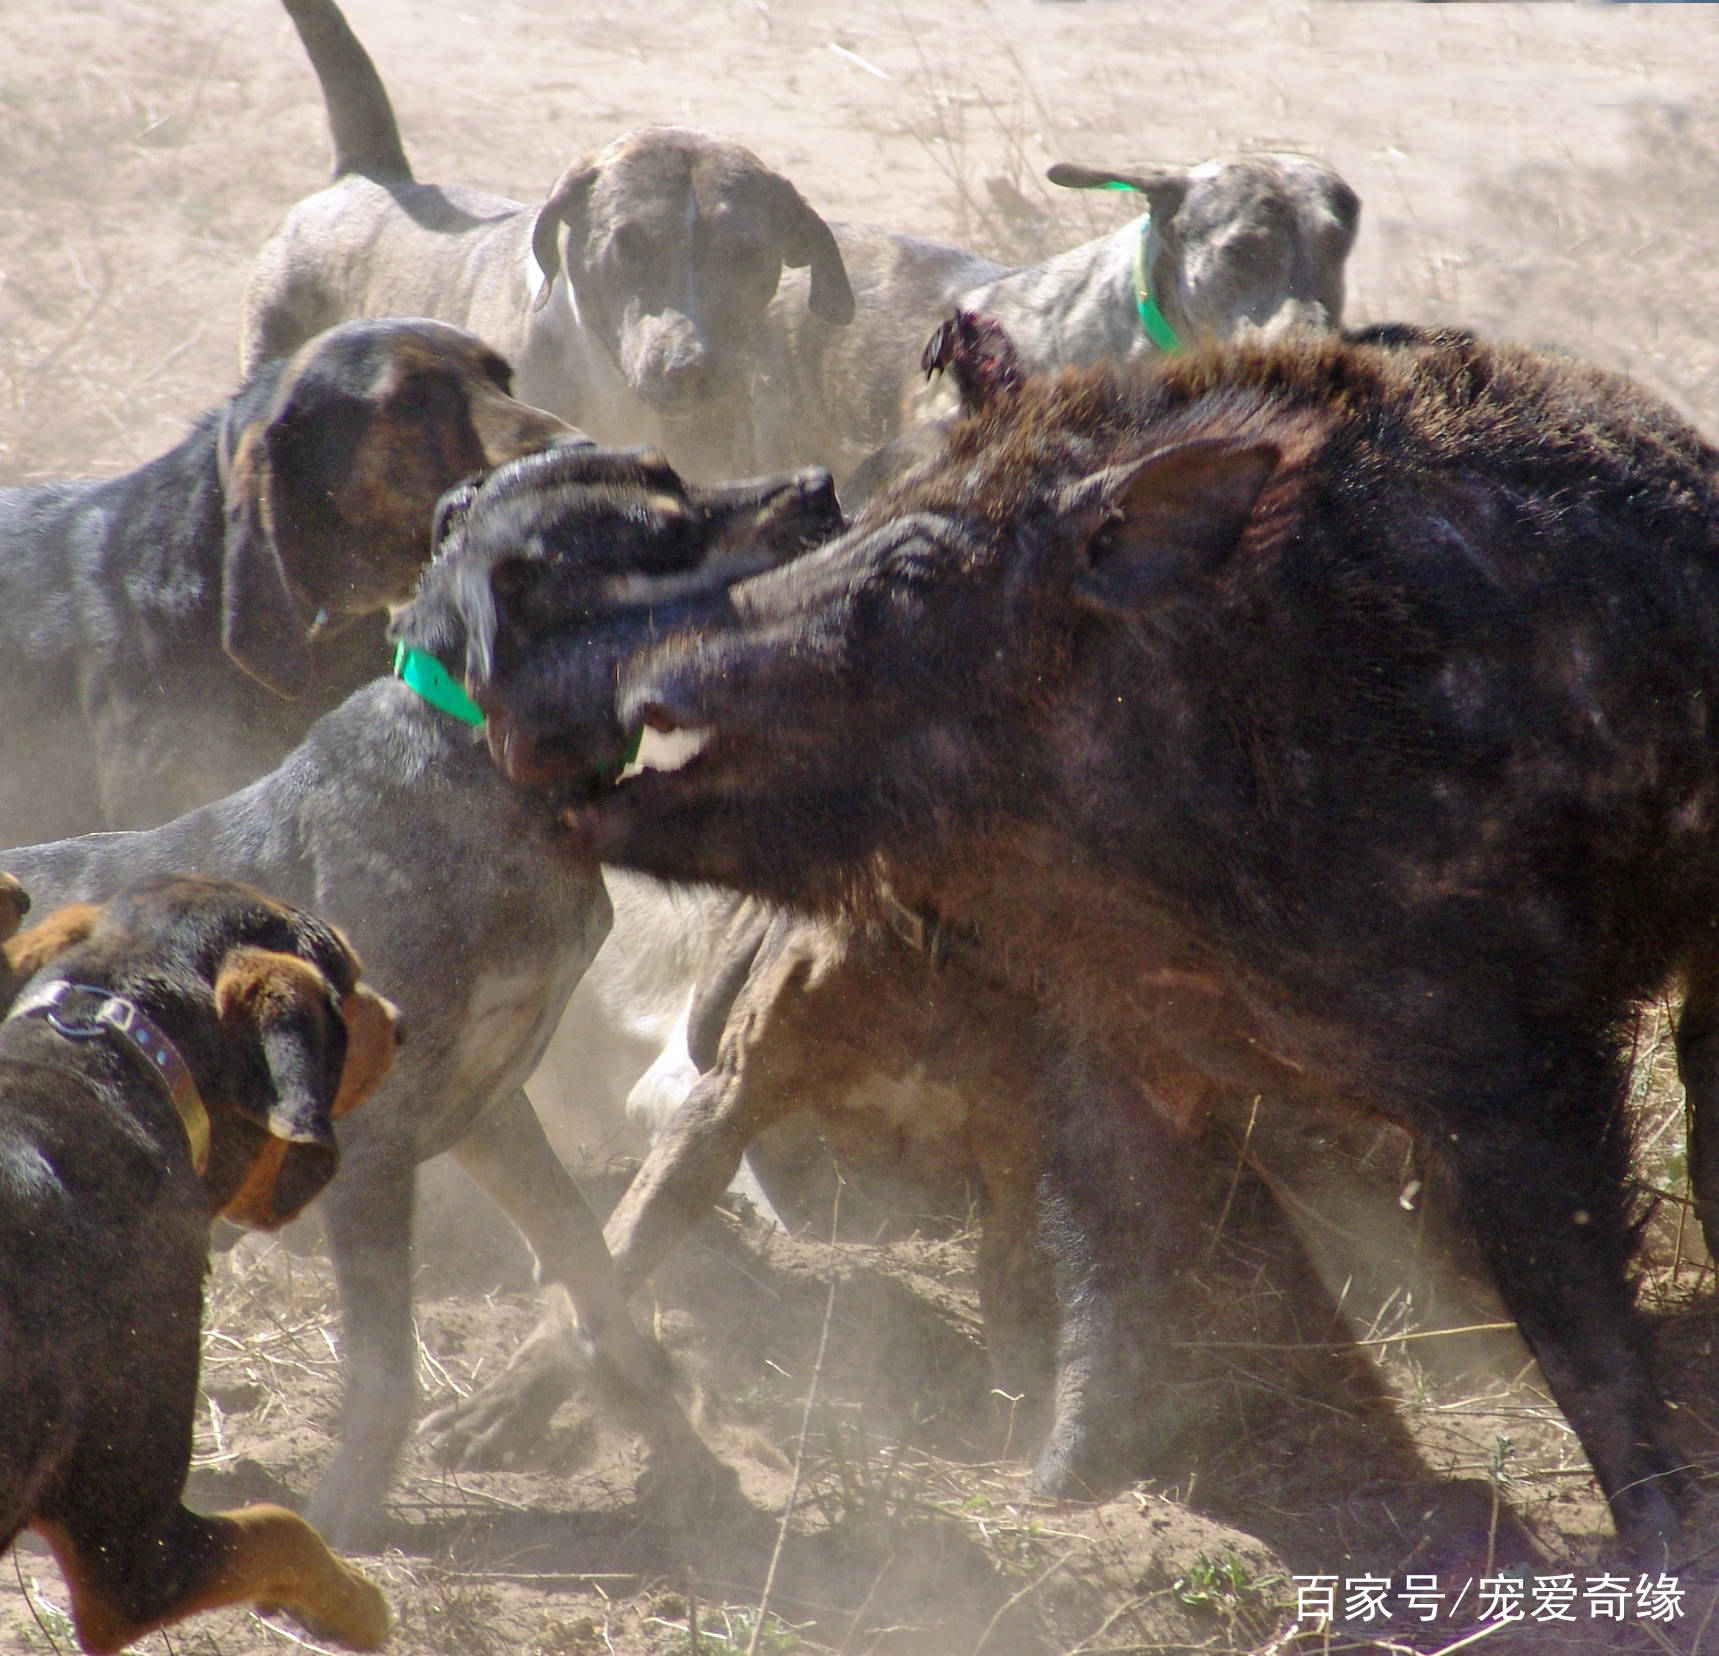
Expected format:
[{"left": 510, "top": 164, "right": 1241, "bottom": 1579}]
[
  {"left": 307, "top": 1153, "right": 416, "bottom": 1552},
  {"left": 430, "top": 1088, "right": 733, "bottom": 1506},
  {"left": 33, "top": 1505, "right": 387, "bottom": 1654}
]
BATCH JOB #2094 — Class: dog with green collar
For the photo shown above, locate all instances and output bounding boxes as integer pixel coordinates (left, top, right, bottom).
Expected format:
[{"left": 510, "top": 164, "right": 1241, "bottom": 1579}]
[
  {"left": 752, "top": 150, "right": 1359, "bottom": 493},
  {"left": 0, "top": 442, "right": 841, "bottom": 1555}
]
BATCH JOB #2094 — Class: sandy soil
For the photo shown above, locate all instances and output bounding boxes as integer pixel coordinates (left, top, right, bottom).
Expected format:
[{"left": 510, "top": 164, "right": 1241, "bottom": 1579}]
[{"left": 10, "top": 3, "right": 1719, "bottom": 1653}]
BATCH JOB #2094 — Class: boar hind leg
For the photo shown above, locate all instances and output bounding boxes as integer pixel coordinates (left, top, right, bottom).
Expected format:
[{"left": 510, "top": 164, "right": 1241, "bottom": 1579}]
[
  {"left": 1030, "top": 1043, "right": 1205, "bottom": 1500},
  {"left": 1676, "top": 961, "right": 1719, "bottom": 1263},
  {"left": 1442, "top": 1034, "right": 1689, "bottom": 1554},
  {"left": 965, "top": 1077, "right": 1058, "bottom": 1426}
]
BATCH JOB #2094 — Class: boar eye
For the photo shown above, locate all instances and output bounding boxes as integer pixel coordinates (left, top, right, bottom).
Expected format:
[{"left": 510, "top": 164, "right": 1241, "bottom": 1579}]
[
  {"left": 1089, "top": 510, "right": 1126, "bottom": 559},
  {"left": 887, "top": 548, "right": 943, "bottom": 594}
]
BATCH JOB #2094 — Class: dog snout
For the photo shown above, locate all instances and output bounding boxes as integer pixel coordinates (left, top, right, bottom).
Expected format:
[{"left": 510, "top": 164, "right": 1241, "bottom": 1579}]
[
  {"left": 658, "top": 342, "right": 712, "bottom": 398},
  {"left": 475, "top": 393, "right": 584, "bottom": 467},
  {"left": 626, "top": 313, "right": 718, "bottom": 413},
  {"left": 1238, "top": 298, "right": 1334, "bottom": 341}
]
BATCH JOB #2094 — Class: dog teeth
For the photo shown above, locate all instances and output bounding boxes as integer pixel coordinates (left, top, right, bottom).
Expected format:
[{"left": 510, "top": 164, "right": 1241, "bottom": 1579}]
[{"left": 617, "top": 726, "right": 710, "bottom": 782}]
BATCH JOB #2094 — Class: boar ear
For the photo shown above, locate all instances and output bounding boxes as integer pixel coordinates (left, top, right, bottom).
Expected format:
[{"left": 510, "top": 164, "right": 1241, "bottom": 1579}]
[{"left": 1067, "top": 439, "right": 1278, "bottom": 616}]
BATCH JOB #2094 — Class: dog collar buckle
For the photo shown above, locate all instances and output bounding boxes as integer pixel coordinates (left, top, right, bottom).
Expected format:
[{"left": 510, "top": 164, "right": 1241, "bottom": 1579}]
[{"left": 11, "top": 980, "right": 212, "bottom": 1174}]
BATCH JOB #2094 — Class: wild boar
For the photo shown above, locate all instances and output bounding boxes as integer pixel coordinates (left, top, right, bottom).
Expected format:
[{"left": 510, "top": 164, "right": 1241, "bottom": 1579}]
[{"left": 501, "top": 326, "right": 1719, "bottom": 1555}]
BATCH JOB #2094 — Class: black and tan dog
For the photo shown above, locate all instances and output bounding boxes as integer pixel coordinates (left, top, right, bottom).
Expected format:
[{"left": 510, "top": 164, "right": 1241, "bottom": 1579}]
[
  {"left": 0, "top": 873, "right": 400, "bottom": 1654},
  {"left": 3, "top": 444, "right": 843, "bottom": 1550},
  {"left": 0, "top": 317, "right": 571, "bottom": 844}
]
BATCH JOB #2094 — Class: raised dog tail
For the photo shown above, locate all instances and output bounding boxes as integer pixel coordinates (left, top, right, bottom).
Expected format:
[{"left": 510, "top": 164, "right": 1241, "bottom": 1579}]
[{"left": 281, "top": 0, "right": 412, "bottom": 184}]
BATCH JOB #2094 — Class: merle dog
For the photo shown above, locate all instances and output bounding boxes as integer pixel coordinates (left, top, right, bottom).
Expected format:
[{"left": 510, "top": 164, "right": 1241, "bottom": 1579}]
[
  {"left": 1, "top": 443, "right": 841, "bottom": 1550},
  {"left": 0, "top": 874, "right": 399, "bottom": 1653},
  {"left": 751, "top": 153, "right": 1358, "bottom": 489},
  {"left": 242, "top": 0, "right": 852, "bottom": 481}
]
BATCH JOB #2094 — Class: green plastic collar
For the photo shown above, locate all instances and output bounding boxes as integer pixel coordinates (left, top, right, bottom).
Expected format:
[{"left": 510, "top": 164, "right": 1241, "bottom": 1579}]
[
  {"left": 1101, "top": 183, "right": 1181, "bottom": 352},
  {"left": 394, "top": 642, "right": 485, "bottom": 726}
]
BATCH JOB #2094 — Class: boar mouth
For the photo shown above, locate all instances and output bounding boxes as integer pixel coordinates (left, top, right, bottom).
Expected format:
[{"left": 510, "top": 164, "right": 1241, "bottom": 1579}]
[{"left": 557, "top": 711, "right": 776, "bottom": 842}]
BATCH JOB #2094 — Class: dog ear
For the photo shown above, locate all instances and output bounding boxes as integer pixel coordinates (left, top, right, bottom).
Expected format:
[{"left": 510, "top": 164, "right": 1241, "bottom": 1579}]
[
  {"left": 766, "top": 178, "right": 854, "bottom": 326},
  {"left": 530, "top": 163, "right": 597, "bottom": 308},
  {"left": 218, "top": 405, "right": 314, "bottom": 700},
  {"left": 5, "top": 902, "right": 100, "bottom": 980},
  {"left": 0, "top": 875, "right": 31, "bottom": 948},
  {"left": 331, "top": 982, "right": 401, "bottom": 1120},
  {"left": 1047, "top": 161, "right": 1192, "bottom": 234},
  {"left": 214, "top": 947, "right": 349, "bottom": 1227}
]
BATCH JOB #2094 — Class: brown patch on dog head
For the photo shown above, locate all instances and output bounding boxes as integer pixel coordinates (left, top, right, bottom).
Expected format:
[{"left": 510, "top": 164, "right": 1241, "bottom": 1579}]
[
  {"left": 332, "top": 983, "right": 401, "bottom": 1119},
  {"left": 0, "top": 874, "right": 31, "bottom": 945},
  {"left": 322, "top": 333, "right": 574, "bottom": 607},
  {"left": 5, "top": 903, "right": 100, "bottom": 979},
  {"left": 220, "top": 1136, "right": 291, "bottom": 1229},
  {"left": 215, "top": 944, "right": 331, "bottom": 1031}
]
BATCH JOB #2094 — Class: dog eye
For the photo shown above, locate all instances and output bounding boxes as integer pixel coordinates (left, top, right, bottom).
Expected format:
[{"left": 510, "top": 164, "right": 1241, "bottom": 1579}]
[
  {"left": 394, "top": 375, "right": 454, "bottom": 416},
  {"left": 607, "top": 223, "right": 652, "bottom": 269}
]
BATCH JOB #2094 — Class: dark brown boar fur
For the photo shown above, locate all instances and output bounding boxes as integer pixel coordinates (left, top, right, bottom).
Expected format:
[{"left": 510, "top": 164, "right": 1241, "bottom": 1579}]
[{"left": 551, "top": 331, "right": 1719, "bottom": 1554}]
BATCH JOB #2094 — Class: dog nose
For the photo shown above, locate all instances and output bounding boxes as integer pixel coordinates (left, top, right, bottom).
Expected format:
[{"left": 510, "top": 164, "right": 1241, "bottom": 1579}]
[
  {"left": 659, "top": 352, "right": 710, "bottom": 396},
  {"left": 1242, "top": 298, "right": 1333, "bottom": 341}
]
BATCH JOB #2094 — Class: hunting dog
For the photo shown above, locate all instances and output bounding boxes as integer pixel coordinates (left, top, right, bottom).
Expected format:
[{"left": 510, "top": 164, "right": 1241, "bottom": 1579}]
[
  {"left": 242, "top": 0, "right": 853, "bottom": 482},
  {"left": 2, "top": 443, "right": 843, "bottom": 1550},
  {"left": 0, "top": 317, "right": 570, "bottom": 845},
  {"left": 0, "top": 874, "right": 400, "bottom": 1653},
  {"left": 752, "top": 153, "right": 1359, "bottom": 489}
]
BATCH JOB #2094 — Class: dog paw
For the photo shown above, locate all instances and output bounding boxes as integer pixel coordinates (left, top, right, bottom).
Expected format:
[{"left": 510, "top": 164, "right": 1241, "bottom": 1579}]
[
  {"left": 421, "top": 1349, "right": 580, "bottom": 1470},
  {"left": 636, "top": 1446, "right": 752, "bottom": 1532},
  {"left": 258, "top": 1571, "right": 390, "bottom": 1654}
]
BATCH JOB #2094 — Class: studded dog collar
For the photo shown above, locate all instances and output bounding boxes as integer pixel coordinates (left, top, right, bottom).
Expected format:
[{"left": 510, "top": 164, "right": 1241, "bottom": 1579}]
[{"left": 10, "top": 979, "right": 212, "bottom": 1173}]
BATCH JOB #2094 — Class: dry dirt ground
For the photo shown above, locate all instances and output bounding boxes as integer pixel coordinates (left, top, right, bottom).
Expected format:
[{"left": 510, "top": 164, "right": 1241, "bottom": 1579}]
[{"left": 11, "top": 3, "right": 1719, "bottom": 1654}]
